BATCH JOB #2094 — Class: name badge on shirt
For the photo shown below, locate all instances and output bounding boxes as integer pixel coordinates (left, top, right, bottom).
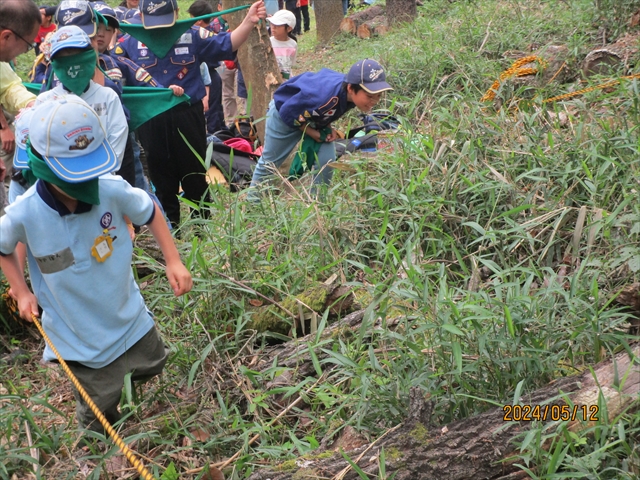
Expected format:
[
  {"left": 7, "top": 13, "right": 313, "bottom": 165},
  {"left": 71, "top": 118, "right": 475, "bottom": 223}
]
[
  {"left": 34, "top": 247, "right": 75, "bottom": 274},
  {"left": 174, "top": 47, "right": 189, "bottom": 56},
  {"left": 92, "top": 102, "right": 107, "bottom": 117},
  {"left": 177, "top": 32, "right": 193, "bottom": 44},
  {"left": 91, "top": 235, "right": 113, "bottom": 262}
]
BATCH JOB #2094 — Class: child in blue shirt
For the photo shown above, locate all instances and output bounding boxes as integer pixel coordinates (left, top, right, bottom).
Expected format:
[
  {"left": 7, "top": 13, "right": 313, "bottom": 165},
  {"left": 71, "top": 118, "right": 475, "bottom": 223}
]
[
  {"left": 248, "top": 59, "right": 392, "bottom": 200},
  {"left": 0, "top": 95, "right": 192, "bottom": 434}
]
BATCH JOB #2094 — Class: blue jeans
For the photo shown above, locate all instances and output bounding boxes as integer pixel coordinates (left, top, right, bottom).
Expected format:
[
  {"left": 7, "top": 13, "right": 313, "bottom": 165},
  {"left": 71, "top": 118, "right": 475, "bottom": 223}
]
[
  {"left": 247, "top": 101, "right": 336, "bottom": 201},
  {"left": 343, "top": 0, "right": 349, "bottom": 15}
]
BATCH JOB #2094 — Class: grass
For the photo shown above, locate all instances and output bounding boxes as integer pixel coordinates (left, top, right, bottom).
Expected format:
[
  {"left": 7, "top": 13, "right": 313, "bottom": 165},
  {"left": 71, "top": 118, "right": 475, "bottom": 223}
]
[{"left": 2, "top": 0, "right": 640, "bottom": 478}]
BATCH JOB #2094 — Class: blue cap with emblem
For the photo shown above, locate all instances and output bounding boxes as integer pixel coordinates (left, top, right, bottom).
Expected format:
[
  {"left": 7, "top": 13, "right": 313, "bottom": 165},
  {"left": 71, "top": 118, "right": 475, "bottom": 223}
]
[
  {"left": 48, "top": 25, "right": 92, "bottom": 58},
  {"left": 140, "top": 0, "right": 178, "bottom": 29},
  {"left": 29, "top": 96, "right": 118, "bottom": 183},
  {"left": 345, "top": 59, "right": 393, "bottom": 95},
  {"left": 13, "top": 107, "right": 37, "bottom": 170},
  {"left": 55, "top": 0, "right": 97, "bottom": 37}
]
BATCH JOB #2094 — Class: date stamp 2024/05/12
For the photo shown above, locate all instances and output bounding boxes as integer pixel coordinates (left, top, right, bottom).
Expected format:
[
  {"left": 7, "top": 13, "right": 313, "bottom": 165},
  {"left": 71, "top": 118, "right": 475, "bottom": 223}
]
[{"left": 503, "top": 404, "right": 599, "bottom": 422}]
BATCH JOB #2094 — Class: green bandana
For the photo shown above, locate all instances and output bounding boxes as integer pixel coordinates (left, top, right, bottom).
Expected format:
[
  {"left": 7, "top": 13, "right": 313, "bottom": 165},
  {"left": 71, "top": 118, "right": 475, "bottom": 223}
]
[
  {"left": 117, "top": 6, "right": 250, "bottom": 59},
  {"left": 51, "top": 49, "right": 97, "bottom": 96},
  {"left": 26, "top": 143, "right": 100, "bottom": 206},
  {"left": 289, "top": 127, "right": 333, "bottom": 179}
]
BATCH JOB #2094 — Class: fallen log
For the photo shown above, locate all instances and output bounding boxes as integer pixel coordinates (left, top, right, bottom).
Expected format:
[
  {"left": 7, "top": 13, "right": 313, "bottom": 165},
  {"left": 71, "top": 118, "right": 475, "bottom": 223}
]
[
  {"left": 247, "top": 343, "right": 640, "bottom": 480},
  {"left": 356, "top": 15, "right": 389, "bottom": 39},
  {"left": 339, "top": 5, "right": 385, "bottom": 36},
  {"left": 582, "top": 33, "right": 640, "bottom": 77}
]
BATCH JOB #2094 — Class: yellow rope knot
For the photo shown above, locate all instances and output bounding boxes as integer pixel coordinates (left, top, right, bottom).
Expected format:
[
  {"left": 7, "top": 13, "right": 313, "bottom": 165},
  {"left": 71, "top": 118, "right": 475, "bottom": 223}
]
[{"left": 481, "top": 55, "right": 548, "bottom": 102}]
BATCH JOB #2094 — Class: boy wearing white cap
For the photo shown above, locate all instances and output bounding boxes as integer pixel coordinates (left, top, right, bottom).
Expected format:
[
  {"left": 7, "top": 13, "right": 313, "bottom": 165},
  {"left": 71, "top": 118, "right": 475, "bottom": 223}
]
[
  {"left": 0, "top": 96, "right": 192, "bottom": 433},
  {"left": 248, "top": 59, "right": 393, "bottom": 200}
]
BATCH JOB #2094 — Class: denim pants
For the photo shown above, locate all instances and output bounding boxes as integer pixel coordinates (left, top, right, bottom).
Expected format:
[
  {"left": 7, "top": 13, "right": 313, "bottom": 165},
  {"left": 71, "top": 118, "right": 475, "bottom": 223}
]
[{"left": 248, "top": 101, "right": 336, "bottom": 200}]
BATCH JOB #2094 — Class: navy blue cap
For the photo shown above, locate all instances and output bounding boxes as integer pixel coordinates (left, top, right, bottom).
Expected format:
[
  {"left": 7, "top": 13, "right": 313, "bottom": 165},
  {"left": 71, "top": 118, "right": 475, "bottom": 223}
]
[
  {"left": 345, "top": 59, "right": 393, "bottom": 94},
  {"left": 92, "top": 2, "right": 120, "bottom": 29},
  {"left": 140, "top": 0, "right": 178, "bottom": 29},
  {"left": 55, "top": 0, "right": 97, "bottom": 37}
]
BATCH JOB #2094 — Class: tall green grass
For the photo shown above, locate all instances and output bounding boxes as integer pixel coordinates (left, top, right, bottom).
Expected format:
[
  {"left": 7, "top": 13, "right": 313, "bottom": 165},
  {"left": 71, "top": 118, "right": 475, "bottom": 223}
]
[{"left": 2, "top": 0, "right": 639, "bottom": 478}]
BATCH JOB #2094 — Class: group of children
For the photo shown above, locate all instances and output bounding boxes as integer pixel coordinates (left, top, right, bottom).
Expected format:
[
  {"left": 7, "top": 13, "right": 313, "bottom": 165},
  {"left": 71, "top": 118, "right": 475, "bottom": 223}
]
[{"left": 1, "top": 0, "right": 393, "bottom": 440}]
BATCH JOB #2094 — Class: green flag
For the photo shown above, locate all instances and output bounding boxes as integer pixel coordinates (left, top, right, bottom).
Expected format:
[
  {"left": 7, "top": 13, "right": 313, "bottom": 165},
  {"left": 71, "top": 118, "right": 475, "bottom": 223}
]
[
  {"left": 117, "top": 6, "right": 251, "bottom": 59},
  {"left": 23, "top": 83, "right": 190, "bottom": 131},
  {"left": 121, "top": 87, "right": 191, "bottom": 130}
]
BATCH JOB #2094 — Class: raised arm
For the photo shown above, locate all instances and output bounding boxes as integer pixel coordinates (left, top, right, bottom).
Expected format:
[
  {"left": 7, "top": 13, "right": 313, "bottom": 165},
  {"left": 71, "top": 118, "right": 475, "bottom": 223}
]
[{"left": 229, "top": 1, "right": 267, "bottom": 51}]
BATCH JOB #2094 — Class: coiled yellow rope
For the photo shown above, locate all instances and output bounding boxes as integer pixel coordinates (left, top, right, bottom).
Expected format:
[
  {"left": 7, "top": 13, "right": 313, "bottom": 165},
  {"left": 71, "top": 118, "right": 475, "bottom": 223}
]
[
  {"left": 481, "top": 55, "right": 548, "bottom": 102},
  {"left": 2, "top": 292, "right": 156, "bottom": 480},
  {"left": 482, "top": 54, "right": 640, "bottom": 105}
]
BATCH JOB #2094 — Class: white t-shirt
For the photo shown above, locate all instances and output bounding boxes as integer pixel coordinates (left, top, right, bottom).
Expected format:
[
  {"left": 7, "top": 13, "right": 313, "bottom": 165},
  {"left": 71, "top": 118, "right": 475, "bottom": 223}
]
[{"left": 270, "top": 37, "right": 297, "bottom": 79}]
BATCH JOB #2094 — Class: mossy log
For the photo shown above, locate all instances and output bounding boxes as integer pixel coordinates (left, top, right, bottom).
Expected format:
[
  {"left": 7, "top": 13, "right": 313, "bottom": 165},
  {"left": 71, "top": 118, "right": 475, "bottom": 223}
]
[
  {"left": 249, "top": 283, "right": 358, "bottom": 336},
  {"left": 247, "top": 343, "right": 640, "bottom": 480}
]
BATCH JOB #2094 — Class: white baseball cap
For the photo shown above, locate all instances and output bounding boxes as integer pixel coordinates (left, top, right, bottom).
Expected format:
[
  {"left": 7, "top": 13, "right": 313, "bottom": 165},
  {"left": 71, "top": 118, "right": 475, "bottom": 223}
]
[{"left": 267, "top": 10, "right": 296, "bottom": 30}]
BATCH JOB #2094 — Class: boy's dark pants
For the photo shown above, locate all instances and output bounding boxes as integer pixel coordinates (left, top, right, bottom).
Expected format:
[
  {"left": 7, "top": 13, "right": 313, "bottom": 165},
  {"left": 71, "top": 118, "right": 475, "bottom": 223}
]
[
  {"left": 137, "top": 102, "right": 211, "bottom": 228},
  {"left": 66, "top": 327, "right": 169, "bottom": 434}
]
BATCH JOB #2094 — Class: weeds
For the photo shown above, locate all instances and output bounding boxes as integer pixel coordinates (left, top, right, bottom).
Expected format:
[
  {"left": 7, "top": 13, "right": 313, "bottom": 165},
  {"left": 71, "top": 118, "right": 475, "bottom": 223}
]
[{"left": 1, "top": 0, "right": 639, "bottom": 478}]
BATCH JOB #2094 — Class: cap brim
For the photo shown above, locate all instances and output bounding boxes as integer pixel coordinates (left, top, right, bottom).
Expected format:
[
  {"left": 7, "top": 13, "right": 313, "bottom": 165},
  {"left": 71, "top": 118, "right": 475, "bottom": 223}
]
[
  {"left": 43, "top": 141, "right": 118, "bottom": 183},
  {"left": 142, "top": 11, "right": 177, "bottom": 29},
  {"left": 361, "top": 82, "right": 393, "bottom": 94},
  {"left": 267, "top": 18, "right": 286, "bottom": 25},
  {"left": 13, "top": 147, "right": 29, "bottom": 170},
  {"left": 77, "top": 23, "right": 97, "bottom": 37},
  {"left": 50, "top": 40, "right": 92, "bottom": 57}
]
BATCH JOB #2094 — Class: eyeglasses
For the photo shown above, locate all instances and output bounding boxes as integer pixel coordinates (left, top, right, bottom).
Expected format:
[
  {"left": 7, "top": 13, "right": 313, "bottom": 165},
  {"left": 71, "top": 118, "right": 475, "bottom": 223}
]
[{"left": 0, "top": 26, "right": 37, "bottom": 52}]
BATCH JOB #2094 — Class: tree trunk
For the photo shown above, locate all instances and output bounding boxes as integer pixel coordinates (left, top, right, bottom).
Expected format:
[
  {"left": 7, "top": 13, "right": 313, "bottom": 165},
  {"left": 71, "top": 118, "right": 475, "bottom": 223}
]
[
  {"left": 315, "top": 0, "right": 344, "bottom": 43},
  {"left": 223, "top": 0, "right": 283, "bottom": 144},
  {"left": 247, "top": 342, "right": 640, "bottom": 480},
  {"left": 386, "top": 0, "right": 417, "bottom": 25}
]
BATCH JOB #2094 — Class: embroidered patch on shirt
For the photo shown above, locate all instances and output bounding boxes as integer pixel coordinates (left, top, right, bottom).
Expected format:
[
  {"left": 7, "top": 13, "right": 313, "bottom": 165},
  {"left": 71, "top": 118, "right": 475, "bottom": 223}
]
[
  {"left": 137, "top": 41, "right": 147, "bottom": 49},
  {"left": 198, "top": 27, "right": 212, "bottom": 39},
  {"left": 104, "top": 68, "right": 122, "bottom": 81},
  {"left": 114, "top": 45, "right": 124, "bottom": 55},
  {"left": 177, "top": 32, "right": 193, "bottom": 44},
  {"left": 35, "top": 247, "right": 75, "bottom": 274},
  {"left": 135, "top": 67, "right": 152, "bottom": 82},
  {"left": 174, "top": 47, "right": 189, "bottom": 56},
  {"left": 177, "top": 66, "right": 188, "bottom": 80}
]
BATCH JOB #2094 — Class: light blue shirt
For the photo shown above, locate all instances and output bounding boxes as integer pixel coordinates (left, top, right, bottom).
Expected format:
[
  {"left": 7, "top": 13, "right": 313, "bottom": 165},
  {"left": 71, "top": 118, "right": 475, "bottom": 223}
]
[
  {"left": 0, "top": 176, "right": 156, "bottom": 368},
  {"left": 265, "top": 0, "right": 279, "bottom": 15}
]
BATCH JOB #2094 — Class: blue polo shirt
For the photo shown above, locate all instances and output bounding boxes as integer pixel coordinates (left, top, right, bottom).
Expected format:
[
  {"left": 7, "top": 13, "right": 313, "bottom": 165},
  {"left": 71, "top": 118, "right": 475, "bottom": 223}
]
[
  {"left": 114, "top": 26, "right": 234, "bottom": 103},
  {"left": 0, "top": 176, "right": 156, "bottom": 368},
  {"left": 273, "top": 69, "right": 355, "bottom": 129}
]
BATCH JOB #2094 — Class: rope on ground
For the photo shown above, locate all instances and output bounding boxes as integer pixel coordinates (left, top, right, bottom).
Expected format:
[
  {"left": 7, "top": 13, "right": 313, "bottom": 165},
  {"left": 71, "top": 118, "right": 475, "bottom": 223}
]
[
  {"left": 1, "top": 292, "right": 156, "bottom": 480},
  {"left": 480, "top": 55, "right": 548, "bottom": 102},
  {"left": 481, "top": 54, "right": 640, "bottom": 105}
]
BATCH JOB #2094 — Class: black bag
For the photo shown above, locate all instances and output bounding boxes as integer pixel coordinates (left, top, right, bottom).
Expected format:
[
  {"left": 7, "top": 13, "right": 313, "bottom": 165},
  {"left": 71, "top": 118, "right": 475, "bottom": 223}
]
[
  {"left": 229, "top": 116, "right": 257, "bottom": 144},
  {"left": 334, "top": 132, "right": 379, "bottom": 158},
  {"left": 347, "top": 113, "right": 400, "bottom": 138},
  {"left": 209, "top": 142, "right": 258, "bottom": 192}
]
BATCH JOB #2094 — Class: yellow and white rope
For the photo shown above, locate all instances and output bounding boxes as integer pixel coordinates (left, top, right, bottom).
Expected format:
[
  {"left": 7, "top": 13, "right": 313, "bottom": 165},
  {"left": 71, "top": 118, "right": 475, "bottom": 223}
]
[{"left": 2, "top": 292, "right": 156, "bottom": 480}]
